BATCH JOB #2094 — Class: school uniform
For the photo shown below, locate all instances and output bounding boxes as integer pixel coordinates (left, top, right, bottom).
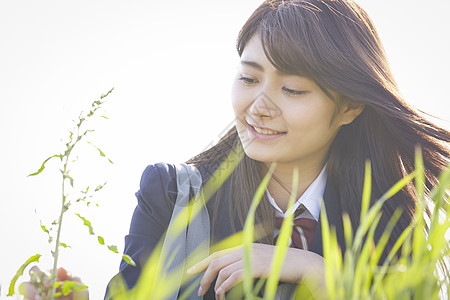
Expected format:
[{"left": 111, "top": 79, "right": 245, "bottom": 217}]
[{"left": 105, "top": 162, "right": 347, "bottom": 299}]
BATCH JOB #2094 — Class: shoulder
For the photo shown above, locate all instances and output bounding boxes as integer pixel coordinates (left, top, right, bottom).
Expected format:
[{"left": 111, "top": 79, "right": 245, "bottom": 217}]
[
  {"left": 135, "top": 163, "right": 178, "bottom": 217},
  {"left": 138, "top": 162, "right": 219, "bottom": 188},
  {"left": 137, "top": 162, "right": 220, "bottom": 203},
  {"left": 139, "top": 162, "right": 176, "bottom": 187},
  {"left": 136, "top": 161, "right": 231, "bottom": 219}
]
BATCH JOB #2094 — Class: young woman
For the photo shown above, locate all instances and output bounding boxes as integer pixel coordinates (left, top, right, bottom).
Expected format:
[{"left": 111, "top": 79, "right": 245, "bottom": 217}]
[
  {"left": 106, "top": 0, "right": 449, "bottom": 299},
  {"left": 21, "top": 0, "right": 450, "bottom": 299}
]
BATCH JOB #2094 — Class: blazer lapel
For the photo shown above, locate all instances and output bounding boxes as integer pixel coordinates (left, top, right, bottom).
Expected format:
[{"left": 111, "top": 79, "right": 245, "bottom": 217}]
[{"left": 310, "top": 179, "right": 346, "bottom": 257}]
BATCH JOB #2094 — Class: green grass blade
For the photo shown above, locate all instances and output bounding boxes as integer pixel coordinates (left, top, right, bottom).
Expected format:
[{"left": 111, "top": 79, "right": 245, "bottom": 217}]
[
  {"left": 429, "top": 165, "right": 450, "bottom": 227},
  {"left": 368, "top": 208, "right": 403, "bottom": 270},
  {"left": 379, "top": 171, "right": 416, "bottom": 202},
  {"left": 320, "top": 200, "right": 338, "bottom": 299},
  {"left": 353, "top": 213, "right": 381, "bottom": 298},
  {"left": 414, "top": 146, "right": 425, "bottom": 202},
  {"left": 353, "top": 171, "right": 414, "bottom": 252},
  {"left": 243, "top": 163, "right": 276, "bottom": 299},
  {"left": 342, "top": 213, "right": 353, "bottom": 251},
  {"left": 265, "top": 168, "right": 298, "bottom": 299},
  {"left": 352, "top": 199, "right": 384, "bottom": 253},
  {"left": 342, "top": 249, "right": 354, "bottom": 299},
  {"left": 360, "top": 160, "right": 372, "bottom": 223},
  {"left": 106, "top": 273, "right": 128, "bottom": 300},
  {"left": 413, "top": 147, "right": 426, "bottom": 260}
]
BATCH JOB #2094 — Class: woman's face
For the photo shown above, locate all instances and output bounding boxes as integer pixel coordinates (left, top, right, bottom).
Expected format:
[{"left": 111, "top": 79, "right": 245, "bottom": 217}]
[{"left": 231, "top": 35, "right": 359, "bottom": 170}]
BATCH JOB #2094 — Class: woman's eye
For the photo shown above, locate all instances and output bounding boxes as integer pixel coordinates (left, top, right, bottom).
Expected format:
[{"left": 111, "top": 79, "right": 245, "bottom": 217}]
[
  {"left": 283, "top": 87, "right": 307, "bottom": 96},
  {"left": 238, "top": 76, "right": 258, "bottom": 85}
]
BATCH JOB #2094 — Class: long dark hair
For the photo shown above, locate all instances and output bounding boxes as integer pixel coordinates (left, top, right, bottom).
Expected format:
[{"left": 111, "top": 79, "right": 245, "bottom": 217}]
[{"left": 187, "top": 0, "right": 449, "bottom": 247}]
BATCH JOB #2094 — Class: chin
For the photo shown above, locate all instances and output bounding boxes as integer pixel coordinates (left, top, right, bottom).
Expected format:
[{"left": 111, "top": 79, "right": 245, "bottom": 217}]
[{"left": 241, "top": 145, "right": 277, "bottom": 164}]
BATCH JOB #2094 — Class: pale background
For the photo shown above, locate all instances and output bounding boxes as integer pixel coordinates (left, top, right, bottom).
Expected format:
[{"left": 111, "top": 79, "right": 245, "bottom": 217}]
[{"left": 0, "top": 0, "right": 449, "bottom": 299}]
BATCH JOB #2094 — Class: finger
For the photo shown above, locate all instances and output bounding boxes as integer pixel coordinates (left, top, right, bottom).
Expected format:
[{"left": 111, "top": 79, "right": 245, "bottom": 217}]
[
  {"left": 215, "top": 268, "right": 244, "bottom": 299},
  {"left": 29, "top": 266, "right": 53, "bottom": 290},
  {"left": 187, "top": 245, "right": 242, "bottom": 274},
  {"left": 57, "top": 267, "right": 70, "bottom": 281},
  {"left": 197, "top": 251, "right": 244, "bottom": 296},
  {"left": 214, "top": 260, "right": 244, "bottom": 293},
  {"left": 29, "top": 266, "right": 45, "bottom": 277}
]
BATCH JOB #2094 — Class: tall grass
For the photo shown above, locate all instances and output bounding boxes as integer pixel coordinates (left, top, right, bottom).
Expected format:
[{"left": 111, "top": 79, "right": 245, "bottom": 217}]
[
  {"left": 104, "top": 146, "right": 449, "bottom": 299},
  {"left": 106, "top": 146, "right": 449, "bottom": 299},
  {"left": 321, "top": 147, "right": 449, "bottom": 300}
]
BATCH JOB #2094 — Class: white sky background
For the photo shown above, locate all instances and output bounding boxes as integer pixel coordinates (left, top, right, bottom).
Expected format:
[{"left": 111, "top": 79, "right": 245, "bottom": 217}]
[{"left": 0, "top": 0, "right": 449, "bottom": 299}]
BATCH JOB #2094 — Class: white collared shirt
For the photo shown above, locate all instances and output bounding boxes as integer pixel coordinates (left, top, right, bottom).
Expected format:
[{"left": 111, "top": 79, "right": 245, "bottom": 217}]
[
  {"left": 266, "top": 165, "right": 327, "bottom": 300},
  {"left": 266, "top": 164, "right": 327, "bottom": 222}
]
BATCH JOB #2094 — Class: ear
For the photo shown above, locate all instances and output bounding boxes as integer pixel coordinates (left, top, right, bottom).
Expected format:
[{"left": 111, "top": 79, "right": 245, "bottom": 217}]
[{"left": 338, "top": 102, "right": 364, "bottom": 126}]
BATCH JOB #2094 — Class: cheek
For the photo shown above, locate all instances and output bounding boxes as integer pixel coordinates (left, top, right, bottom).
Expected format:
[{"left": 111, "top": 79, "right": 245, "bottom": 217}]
[
  {"left": 284, "top": 104, "right": 336, "bottom": 134},
  {"left": 231, "top": 82, "right": 252, "bottom": 116}
]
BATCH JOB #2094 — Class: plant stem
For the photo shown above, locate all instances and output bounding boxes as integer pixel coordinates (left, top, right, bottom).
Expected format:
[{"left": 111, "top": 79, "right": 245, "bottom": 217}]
[{"left": 49, "top": 158, "right": 69, "bottom": 300}]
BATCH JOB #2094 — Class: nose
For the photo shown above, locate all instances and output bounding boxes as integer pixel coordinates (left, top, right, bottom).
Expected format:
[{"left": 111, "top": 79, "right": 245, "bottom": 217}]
[{"left": 248, "top": 91, "right": 282, "bottom": 120}]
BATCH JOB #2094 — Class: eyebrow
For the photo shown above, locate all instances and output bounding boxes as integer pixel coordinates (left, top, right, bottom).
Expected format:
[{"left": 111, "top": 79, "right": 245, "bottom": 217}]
[
  {"left": 241, "top": 60, "right": 265, "bottom": 71},
  {"left": 240, "top": 60, "right": 296, "bottom": 76}
]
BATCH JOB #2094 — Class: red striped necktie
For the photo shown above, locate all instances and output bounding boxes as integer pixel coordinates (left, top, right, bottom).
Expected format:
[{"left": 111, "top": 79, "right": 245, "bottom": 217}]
[{"left": 274, "top": 205, "right": 317, "bottom": 251}]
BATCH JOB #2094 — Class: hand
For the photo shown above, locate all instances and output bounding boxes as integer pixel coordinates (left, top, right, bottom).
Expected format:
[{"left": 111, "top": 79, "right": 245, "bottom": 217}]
[
  {"left": 19, "top": 266, "right": 89, "bottom": 300},
  {"left": 186, "top": 243, "right": 325, "bottom": 299}
]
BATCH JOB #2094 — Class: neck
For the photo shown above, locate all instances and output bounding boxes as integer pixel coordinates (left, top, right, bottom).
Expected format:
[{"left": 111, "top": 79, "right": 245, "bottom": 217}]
[{"left": 265, "top": 161, "right": 325, "bottom": 212}]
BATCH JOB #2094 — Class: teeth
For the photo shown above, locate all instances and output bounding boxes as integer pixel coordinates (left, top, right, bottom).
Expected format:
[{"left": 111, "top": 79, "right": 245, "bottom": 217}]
[{"left": 253, "top": 126, "right": 284, "bottom": 135}]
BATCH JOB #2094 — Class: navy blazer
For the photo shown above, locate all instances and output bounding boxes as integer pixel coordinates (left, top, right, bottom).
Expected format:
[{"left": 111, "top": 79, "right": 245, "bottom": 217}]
[{"left": 105, "top": 162, "right": 346, "bottom": 299}]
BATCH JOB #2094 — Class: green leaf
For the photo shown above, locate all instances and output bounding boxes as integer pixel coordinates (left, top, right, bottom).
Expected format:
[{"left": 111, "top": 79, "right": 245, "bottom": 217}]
[
  {"left": 76, "top": 213, "right": 94, "bottom": 235},
  {"left": 108, "top": 245, "right": 119, "bottom": 253},
  {"left": 28, "top": 154, "right": 62, "bottom": 177},
  {"left": 98, "top": 236, "right": 105, "bottom": 245},
  {"left": 61, "top": 280, "right": 88, "bottom": 295},
  {"left": 40, "top": 221, "right": 50, "bottom": 234},
  {"left": 95, "top": 182, "right": 107, "bottom": 192},
  {"left": 91, "top": 143, "right": 113, "bottom": 164},
  {"left": 7, "top": 254, "right": 42, "bottom": 296},
  {"left": 81, "top": 186, "right": 90, "bottom": 194},
  {"left": 122, "top": 254, "right": 136, "bottom": 266},
  {"left": 100, "top": 87, "right": 114, "bottom": 99},
  {"left": 59, "top": 242, "right": 71, "bottom": 248},
  {"left": 101, "top": 115, "right": 109, "bottom": 119}
]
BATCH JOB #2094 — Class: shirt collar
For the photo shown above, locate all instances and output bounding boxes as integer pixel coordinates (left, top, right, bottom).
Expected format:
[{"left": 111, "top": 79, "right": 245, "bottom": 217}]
[{"left": 266, "top": 164, "right": 327, "bottom": 221}]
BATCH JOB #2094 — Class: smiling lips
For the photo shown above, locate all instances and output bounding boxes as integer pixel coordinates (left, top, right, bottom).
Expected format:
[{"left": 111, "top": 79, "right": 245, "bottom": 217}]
[{"left": 248, "top": 123, "right": 287, "bottom": 139}]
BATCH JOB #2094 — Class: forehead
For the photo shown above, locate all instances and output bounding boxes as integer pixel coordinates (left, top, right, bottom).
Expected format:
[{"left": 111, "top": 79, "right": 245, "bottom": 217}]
[
  {"left": 241, "top": 35, "right": 265, "bottom": 59},
  {"left": 240, "top": 35, "right": 312, "bottom": 80},
  {"left": 240, "top": 35, "right": 288, "bottom": 75}
]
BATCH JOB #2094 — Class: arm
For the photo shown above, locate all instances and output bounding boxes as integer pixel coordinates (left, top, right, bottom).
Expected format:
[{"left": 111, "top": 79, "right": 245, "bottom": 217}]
[{"left": 188, "top": 243, "right": 326, "bottom": 299}]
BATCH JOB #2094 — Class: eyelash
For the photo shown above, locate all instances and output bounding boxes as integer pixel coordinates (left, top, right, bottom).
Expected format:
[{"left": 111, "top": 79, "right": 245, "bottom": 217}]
[
  {"left": 238, "top": 76, "right": 257, "bottom": 85},
  {"left": 282, "top": 87, "right": 307, "bottom": 96},
  {"left": 238, "top": 76, "right": 307, "bottom": 96}
]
